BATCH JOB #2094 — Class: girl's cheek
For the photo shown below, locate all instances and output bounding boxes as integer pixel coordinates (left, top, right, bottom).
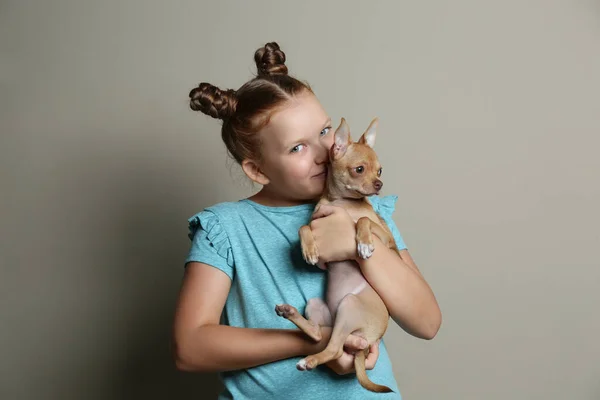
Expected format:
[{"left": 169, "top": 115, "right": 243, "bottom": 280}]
[
  {"left": 280, "top": 162, "right": 301, "bottom": 179},
  {"left": 290, "top": 165, "right": 308, "bottom": 179}
]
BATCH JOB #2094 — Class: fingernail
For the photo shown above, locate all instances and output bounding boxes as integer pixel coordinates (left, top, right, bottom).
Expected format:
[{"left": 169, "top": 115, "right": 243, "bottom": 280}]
[{"left": 360, "top": 339, "right": 368, "bottom": 348}]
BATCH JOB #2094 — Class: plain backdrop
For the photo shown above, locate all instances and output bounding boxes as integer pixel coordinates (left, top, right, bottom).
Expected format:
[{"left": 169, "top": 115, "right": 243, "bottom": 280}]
[{"left": 1, "top": 1, "right": 599, "bottom": 399}]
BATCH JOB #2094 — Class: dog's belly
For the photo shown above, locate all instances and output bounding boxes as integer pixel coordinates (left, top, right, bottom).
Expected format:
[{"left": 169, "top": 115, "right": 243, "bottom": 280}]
[{"left": 326, "top": 260, "right": 368, "bottom": 318}]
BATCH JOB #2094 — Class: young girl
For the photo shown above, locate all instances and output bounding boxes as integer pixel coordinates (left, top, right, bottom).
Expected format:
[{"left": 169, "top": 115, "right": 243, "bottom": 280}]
[{"left": 173, "top": 42, "right": 441, "bottom": 400}]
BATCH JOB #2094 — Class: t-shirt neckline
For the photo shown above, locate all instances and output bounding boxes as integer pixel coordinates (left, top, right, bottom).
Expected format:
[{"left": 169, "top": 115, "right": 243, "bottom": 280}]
[{"left": 239, "top": 198, "right": 316, "bottom": 213}]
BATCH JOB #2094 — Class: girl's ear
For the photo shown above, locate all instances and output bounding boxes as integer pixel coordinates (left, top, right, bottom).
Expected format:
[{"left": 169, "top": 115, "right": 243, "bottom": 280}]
[{"left": 242, "top": 159, "right": 270, "bottom": 186}]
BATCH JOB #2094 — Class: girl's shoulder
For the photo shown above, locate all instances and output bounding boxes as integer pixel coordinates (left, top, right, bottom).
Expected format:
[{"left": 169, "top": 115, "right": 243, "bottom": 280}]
[
  {"left": 186, "top": 200, "right": 245, "bottom": 239},
  {"left": 191, "top": 200, "right": 244, "bottom": 219},
  {"left": 367, "top": 194, "right": 399, "bottom": 220}
]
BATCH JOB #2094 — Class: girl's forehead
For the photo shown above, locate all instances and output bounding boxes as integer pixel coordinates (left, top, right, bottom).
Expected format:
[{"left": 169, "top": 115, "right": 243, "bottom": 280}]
[{"left": 266, "top": 94, "right": 328, "bottom": 137}]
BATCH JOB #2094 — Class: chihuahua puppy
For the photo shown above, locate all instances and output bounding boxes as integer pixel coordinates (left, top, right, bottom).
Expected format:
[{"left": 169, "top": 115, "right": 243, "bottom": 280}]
[{"left": 275, "top": 117, "right": 399, "bottom": 393}]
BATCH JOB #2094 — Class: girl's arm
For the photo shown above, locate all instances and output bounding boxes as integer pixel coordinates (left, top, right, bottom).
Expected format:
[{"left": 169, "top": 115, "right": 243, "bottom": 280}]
[
  {"left": 356, "top": 241, "right": 441, "bottom": 340},
  {"left": 172, "top": 262, "right": 368, "bottom": 372}
]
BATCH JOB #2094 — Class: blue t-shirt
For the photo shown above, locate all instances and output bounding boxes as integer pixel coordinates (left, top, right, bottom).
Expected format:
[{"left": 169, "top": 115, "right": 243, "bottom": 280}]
[{"left": 185, "top": 195, "right": 407, "bottom": 400}]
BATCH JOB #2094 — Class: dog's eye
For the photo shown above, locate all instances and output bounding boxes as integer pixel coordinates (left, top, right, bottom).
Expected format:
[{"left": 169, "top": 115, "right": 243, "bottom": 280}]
[
  {"left": 355, "top": 166, "right": 364, "bottom": 174},
  {"left": 377, "top": 168, "right": 382, "bottom": 176}
]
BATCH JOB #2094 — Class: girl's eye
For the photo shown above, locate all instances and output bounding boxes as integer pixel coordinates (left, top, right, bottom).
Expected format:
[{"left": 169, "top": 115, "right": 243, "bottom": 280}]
[
  {"left": 320, "top": 127, "right": 331, "bottom": 136},
  {"left": 291, "top": 144, "right": 304, "bottom": 153},
  {"left": 377, "top": 168, "right": 382, "bottom": 176},
  {"left": 355, "top": 166, "right": 364, "bottom": 174}
]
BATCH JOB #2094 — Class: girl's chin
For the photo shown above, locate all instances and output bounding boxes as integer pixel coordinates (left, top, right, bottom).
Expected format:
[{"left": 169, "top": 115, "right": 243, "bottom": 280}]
[
  {"left": 310, "top": 183, "right": 326, "bottom": 199},
  {"left": 311, "top": 178, "right": 326, "bottom": 188},
  {"left": 282, "top": 180, "right": 325, "bottom": 203}
]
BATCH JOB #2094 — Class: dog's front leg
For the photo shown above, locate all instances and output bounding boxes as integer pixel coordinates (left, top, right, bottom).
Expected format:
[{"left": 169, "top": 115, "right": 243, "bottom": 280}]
[
  {"left": 299, "top": 224, "right": 319, "bottom": 265},
  {"left": 356, "top": 217, "right": 395, "bottom": 259},
  {"left": 356, "top": 217, "right": 374, "bottom": 259},
  {"left": 356, "top": 217, "right": 392, "bottom": 259}
]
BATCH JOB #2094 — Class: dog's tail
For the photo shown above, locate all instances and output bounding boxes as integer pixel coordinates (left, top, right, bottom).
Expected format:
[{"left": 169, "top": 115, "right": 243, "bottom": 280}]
[{"left": 354, "top": 348, "right": 393, "bottom": 393}]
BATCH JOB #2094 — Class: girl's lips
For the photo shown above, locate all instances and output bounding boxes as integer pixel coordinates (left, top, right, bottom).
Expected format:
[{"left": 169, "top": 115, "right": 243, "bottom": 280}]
[{"left": 312, "top": 170, "right": 327, "bottom": 178}]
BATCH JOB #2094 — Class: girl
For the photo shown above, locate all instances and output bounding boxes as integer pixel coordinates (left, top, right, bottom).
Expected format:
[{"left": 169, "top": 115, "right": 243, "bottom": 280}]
[{"left": 173, "top": 42, "right": 441, "bottom": 400}]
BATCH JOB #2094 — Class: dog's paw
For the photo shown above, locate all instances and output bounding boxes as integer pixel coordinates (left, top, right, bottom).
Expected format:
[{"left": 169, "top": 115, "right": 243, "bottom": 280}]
[
  {"left": 297, "top": 356, "right": 318, "bottom": 371},
  {"left": 302, "top": 244, "right": 320, "bottom": 265},
  {"left": 296, "top": 358, "right": 308, "bottom": 371},
  {"left": 275, "top": 304, "right": 298, "bottom": 319},
  {"left": 357, "top": 242, "right": 374, "bottom": 259}
]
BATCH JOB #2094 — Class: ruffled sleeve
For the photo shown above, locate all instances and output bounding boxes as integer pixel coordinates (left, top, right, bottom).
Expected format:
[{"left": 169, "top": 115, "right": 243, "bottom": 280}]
[
  {"left": 185, "top": 210, "right": 235, "bottom": 279},
  {"left": 371, "top": 195, "right": 408, "bottom": 251}
]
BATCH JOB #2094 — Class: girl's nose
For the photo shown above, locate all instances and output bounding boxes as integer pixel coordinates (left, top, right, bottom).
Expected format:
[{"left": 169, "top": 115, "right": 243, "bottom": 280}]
[{"left": 315, "top": 142, "right": 330, "bottom": 165}]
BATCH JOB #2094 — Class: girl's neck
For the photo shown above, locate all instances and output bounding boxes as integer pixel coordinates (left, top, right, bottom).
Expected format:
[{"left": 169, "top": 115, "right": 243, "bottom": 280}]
[{"left": 247, "top": 189, "right": 317, "bottom": 208}]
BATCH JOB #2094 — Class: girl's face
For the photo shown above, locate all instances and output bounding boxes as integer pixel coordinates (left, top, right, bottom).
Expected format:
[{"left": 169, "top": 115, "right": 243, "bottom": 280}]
[{"left": 252, "top": 91, "right": 334, "bottom": 206}]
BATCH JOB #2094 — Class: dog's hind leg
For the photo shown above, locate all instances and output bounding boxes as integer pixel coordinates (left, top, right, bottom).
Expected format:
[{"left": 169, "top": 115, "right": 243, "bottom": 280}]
[
  {"left": 275, "top": 298, "right": 330, "bottom": 342},
  {"left": 297, "top": 293, "right": 366, "bottom": 371}
]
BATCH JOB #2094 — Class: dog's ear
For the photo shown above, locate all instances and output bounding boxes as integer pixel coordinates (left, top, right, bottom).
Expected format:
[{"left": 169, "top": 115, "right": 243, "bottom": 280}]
[
  {"left": 332, "top": 118, "right": 351, "bottom": 159},
  {"left": 358, "top": 117, "right": 378, "bottom": 148}
]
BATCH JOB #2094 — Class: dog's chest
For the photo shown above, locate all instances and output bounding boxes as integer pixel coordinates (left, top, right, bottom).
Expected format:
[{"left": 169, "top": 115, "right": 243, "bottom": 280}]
[{"left": 330, "top": 199, "right": 382, "bottom": 227}]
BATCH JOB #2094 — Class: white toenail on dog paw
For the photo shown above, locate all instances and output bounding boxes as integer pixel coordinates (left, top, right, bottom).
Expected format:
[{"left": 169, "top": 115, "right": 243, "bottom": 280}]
[
  {"left": 358, "top": 243, "right": 373, "bottom": 259},
  {"left": 297, "top": 359, "right": 307, "bottom": 370}
]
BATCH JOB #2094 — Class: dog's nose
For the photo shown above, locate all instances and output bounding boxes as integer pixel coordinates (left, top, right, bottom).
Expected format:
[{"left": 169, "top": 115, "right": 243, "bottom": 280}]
[{"left": 374, "top": 180, "right": 383, "bottom": 191}]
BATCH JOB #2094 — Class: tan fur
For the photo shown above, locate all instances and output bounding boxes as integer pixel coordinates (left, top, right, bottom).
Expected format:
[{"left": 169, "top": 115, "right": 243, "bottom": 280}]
[{"left": 275, "top": 117, "right": 398, "bottom": 393}]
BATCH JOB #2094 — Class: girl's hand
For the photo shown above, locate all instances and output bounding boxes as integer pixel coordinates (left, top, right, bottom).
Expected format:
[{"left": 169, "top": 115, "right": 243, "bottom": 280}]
[
  {"left": 309, "top": 204, "right": 357, "bottom": 263},
  {"left": 326, "top": 339, "right": 380, "bottom": 375}
]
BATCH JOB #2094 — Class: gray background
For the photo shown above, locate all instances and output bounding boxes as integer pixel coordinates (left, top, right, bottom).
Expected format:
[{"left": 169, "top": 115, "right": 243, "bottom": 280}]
[{"left": 1, "top": 1, "right": 599, "bottom": 399}]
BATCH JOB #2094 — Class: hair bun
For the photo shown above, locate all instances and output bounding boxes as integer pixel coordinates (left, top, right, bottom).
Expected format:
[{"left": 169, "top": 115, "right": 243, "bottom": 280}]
[
  {"left": 254, "top": 42, "right": 288, "bottom": 76},
  {"left": 189, "top": 83, "right": 237, "bottom": 120}
]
